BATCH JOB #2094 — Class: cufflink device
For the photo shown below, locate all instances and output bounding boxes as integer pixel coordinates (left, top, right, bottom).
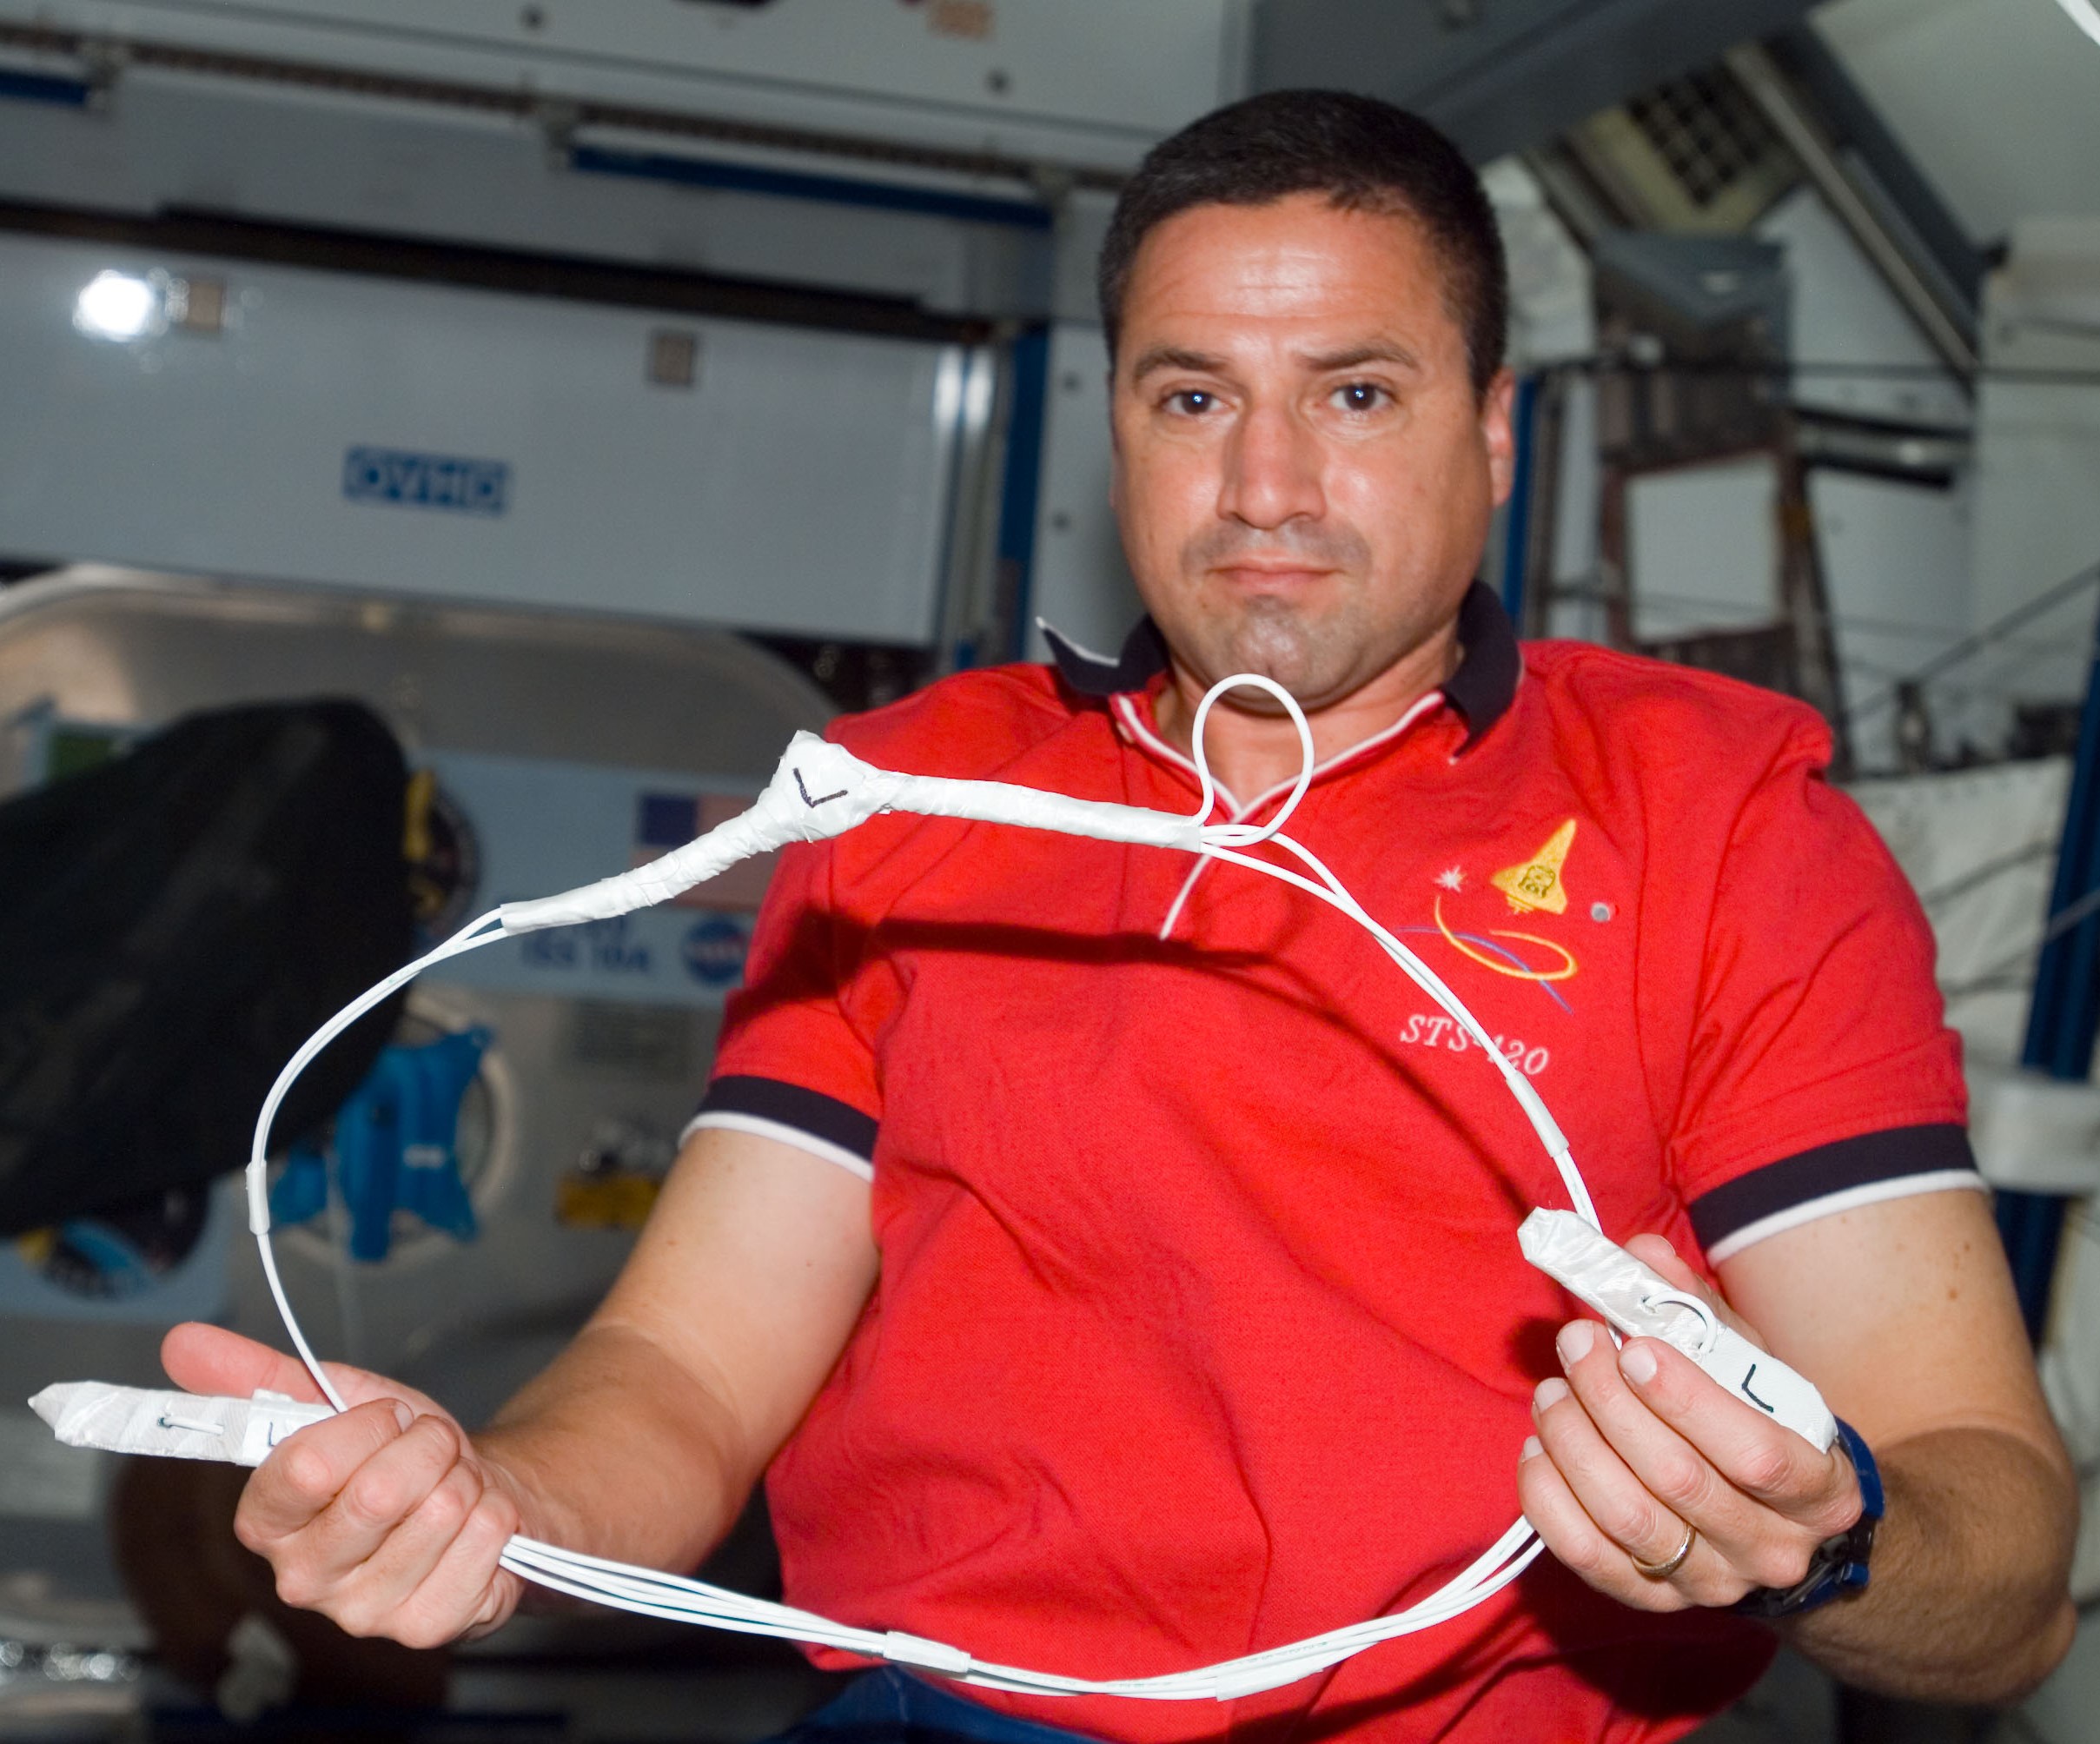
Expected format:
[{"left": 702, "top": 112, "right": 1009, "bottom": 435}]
[{"left": 1519, "top": 1210, "right": 1837, "bottom": 1454}]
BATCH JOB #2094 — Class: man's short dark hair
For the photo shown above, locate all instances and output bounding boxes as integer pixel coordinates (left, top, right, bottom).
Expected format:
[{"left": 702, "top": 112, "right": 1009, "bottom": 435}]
[{"left": 1097, "top": 90, "right": 1507, "bottom": 395}]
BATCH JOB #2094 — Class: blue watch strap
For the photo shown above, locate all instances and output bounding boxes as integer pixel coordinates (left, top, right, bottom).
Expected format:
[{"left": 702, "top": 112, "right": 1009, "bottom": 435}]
[{"left": 1831, "top": 1417, "right": 1883, "bottom": 1593}]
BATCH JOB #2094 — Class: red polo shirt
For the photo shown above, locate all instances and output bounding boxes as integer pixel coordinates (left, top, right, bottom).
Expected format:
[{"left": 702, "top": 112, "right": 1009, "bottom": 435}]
[{"left": 694, "top": 587, "right": 1974, "bottom": 1742}]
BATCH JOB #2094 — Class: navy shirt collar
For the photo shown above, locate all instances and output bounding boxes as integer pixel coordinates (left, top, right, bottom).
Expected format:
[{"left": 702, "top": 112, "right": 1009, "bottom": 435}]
[{"left": 1040, "top": 580, "right": 1520, "bottom": 753}]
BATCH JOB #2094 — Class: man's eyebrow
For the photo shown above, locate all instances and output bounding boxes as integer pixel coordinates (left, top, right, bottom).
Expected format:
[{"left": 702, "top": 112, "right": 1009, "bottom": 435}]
[
  {"left": 1299, "top": 342, "right": 1421, "bottom": 373},
  {"left": 1129, "top": 345, "right": 1228, "bottom": 381}
]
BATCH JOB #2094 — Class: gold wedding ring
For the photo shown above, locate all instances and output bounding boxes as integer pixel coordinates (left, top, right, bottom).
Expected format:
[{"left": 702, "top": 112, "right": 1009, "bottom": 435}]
[{"left": 1630, "top": 1522, "right": 1697, "bottom": 1580}]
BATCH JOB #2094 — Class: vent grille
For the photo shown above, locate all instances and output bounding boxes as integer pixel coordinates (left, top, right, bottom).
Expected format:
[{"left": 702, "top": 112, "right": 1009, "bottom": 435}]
[
  {"left": 1566, "top": 65, "right": 1799, "bottom": 234},
  {"left": 1624, "top": 70, "right": 1782, "bottom": 211}
]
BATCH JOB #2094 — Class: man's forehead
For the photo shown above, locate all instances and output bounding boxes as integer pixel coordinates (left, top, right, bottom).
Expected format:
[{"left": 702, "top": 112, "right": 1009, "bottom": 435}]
[{"left": 1116, "top": 196, "right": 1461, "bottom": 369}]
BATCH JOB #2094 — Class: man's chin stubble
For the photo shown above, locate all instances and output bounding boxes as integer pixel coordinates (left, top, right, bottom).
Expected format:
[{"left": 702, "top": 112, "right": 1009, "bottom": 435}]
[{"left": 1194, "top": 610, "right": 1360, "bottom": 709}]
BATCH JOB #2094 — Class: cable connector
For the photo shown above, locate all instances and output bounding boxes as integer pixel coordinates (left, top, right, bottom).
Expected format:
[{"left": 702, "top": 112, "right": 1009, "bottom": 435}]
[
  {"left": 1208, "top": 1661, "right": 1296, "bottom": 1701},
  {"left": 881, "top": 1631, "right": 973, "bottom": 1676}
]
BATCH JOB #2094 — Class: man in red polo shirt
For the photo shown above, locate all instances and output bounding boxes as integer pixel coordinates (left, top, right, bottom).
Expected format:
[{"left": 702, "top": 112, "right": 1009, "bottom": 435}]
[{"left": 169, "top": 92, "right": 2074, "bottom": 1740}]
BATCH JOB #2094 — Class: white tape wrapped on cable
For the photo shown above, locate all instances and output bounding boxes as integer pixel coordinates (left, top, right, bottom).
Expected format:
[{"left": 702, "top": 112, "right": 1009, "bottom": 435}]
[
  {"left": 31, "top": 1383, "right": 334, "bottom": 1468},
  {"left": 499, "top": 733, "right": 1202, "bottom": 934},
  {"left": 1519, "top": 1211, "right": 1835, "bottom": 1452}
]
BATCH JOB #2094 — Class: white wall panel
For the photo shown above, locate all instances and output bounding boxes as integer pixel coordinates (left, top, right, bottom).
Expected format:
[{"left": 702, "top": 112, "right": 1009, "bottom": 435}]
[
  {"left": 1966, "top": 221, "right": 2100, "bottom": 746},
  {"left": 1759, "top": 183, "right": 1969, "bottom": 428},
  {"left": 0, "top": 72, "right": 1046, "bottom": 318},
  {"left": 1815, "top": 0, "right": 2100, "bottom": 241},
  {"left": 1808, "top": 468, "right": 1971, "bottom": 770},
  {"left": 1023, "top": 322, "right": 1141, "bottom": 665},
  {"left": 0, "top": 232, "right": 962, "bottom": 641},
  {"left": 1625, "top": 454, "right": 1781, "bottom": 643},
  {"left": 0, "top": 0, "right": 1247, "bottom": 172}
]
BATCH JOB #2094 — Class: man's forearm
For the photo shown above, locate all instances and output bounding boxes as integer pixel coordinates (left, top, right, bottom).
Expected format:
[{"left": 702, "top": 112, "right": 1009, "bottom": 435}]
[
  {"left": 474, "top": 1319, "right": 754, "bottom": 1587},
  {"left": 1783, "top": 1425, "right": 2077, "bottom": 1705}
]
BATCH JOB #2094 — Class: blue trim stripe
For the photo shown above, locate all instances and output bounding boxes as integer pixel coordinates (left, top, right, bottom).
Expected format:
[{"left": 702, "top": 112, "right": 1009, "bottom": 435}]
[
  {"left": 1499, "top": 374, "right": 1540, "bottom": 624},
  {"left": 570, "top": 144, "right": 1052, "bottom": 232},
  {"left": 993, "top": 326, "right": 1052, "bottom": 662},
  {"left": 0, "top": 68, "right": 91, "bottom": 108},
  {"left": 2002, "top": 593, "right": 2100, "bottom": 1338}
]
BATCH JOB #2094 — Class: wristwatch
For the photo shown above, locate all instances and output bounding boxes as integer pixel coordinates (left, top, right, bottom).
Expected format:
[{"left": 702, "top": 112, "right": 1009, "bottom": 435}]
[{"left": 1732, "top": 1418, "right": 1883, "bottom": 1620}]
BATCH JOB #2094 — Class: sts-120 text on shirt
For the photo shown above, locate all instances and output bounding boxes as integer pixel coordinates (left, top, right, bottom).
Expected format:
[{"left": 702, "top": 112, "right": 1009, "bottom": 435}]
[{"left": 692, "top": 586, "right": 1976, "bottom": 1744}]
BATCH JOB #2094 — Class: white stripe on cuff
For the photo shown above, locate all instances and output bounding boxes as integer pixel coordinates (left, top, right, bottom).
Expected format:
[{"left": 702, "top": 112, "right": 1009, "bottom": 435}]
[{"left": 681, "top": 1111, "right": 875, "bottom": 1183}]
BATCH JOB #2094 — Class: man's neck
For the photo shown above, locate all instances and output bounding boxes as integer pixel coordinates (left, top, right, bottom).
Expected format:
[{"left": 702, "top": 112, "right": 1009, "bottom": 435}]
[{"left": 1150, "top": 621, "right": 1463, "bottom": 803}]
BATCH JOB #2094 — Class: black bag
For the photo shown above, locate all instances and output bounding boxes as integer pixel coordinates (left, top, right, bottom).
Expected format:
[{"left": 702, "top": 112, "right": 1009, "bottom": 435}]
[{"left": 0, "top": 700, "right": 414, "bottom": 1236}]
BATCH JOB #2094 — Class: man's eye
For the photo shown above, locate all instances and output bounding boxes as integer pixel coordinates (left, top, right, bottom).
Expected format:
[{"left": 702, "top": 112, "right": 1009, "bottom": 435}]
[
  {"left": 1167, "top": 389, "right": 1217, "bottom": 415},
  {"left": 1333, "top": 381, "right": 1388, "bottom": 413}
]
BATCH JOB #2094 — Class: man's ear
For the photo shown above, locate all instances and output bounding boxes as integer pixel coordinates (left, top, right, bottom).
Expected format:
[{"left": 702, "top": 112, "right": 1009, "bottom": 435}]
[{"left": 1481, "top": 368, "right": 1519, "bottom": 507}]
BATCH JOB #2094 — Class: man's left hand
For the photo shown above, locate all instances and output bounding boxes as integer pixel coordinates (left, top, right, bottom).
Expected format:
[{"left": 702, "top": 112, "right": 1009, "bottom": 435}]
[{"left": 1517, "top": 1234, "right": 1864, "bottom": 1612}]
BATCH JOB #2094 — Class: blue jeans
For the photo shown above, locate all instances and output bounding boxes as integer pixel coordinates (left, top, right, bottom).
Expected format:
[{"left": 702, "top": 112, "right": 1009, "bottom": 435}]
[{"left": 767, "top": 1668, "right": 1103, "bottom": 1744}]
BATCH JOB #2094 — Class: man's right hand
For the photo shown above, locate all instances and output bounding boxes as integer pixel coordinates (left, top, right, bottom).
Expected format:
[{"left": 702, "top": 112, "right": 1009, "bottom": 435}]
[
  {"left": 162, "top": 1322, "right": 525, "bottom": 1648},
  {"left": 156, "top": 1126, "right": 881, "bottom": 1654}
]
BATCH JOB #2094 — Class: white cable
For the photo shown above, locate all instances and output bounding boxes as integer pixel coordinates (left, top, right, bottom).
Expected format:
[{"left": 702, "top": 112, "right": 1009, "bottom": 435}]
[
  {"left": 247, "top": 911, "right": 507, "bottom": 1415},
  {"left": 2054, "top": 0, "right": 2100, "bottom": 51},
  {"left": 1227, "top": 830, "right": 1594, "bottom": 1227},
  {"left": 1184, "top": 673, "right": 1315, "bottom": 847},
  {"left": 238, "top": 675, "right": 1603, "bottom": 1700}
]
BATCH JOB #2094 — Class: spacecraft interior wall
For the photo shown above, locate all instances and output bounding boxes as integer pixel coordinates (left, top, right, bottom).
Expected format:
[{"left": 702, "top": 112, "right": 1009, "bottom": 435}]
[
  {"left": 0, "top": 0, "right": 1249, "bottom": 171},
  {"left": 0, "top": 232, "right": 968, "bottom": 643}
]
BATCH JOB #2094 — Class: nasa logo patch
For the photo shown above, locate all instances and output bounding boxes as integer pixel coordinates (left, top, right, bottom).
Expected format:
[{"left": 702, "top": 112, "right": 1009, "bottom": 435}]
[{"left": 681, "top": 915, "right": 749, "bottom": 987}]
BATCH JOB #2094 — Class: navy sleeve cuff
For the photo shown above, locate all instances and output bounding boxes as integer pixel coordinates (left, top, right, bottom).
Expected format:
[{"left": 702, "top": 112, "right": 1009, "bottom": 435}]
[
  {"left": 691, "top": 1074, "right": 879, "bottom": 1171},
  {"left": 1691, "top": 1124, "right": 1982, "bottom": 1261}
]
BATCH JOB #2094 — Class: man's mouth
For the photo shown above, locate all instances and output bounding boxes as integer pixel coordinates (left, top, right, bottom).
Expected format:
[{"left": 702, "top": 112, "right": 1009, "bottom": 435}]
[{"left": 1212, "top": 564, "right": 1337, "bottom": 594}]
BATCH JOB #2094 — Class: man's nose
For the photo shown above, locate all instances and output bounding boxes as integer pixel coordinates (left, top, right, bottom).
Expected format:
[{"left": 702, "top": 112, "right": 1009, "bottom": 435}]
[{"left": 1216, "top": 401, "right": 1325, "bottom": 530}]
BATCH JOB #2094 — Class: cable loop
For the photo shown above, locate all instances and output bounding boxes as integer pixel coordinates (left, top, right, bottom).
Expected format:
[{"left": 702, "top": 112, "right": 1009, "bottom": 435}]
[
  {"left": 1637, "top": 1290, "right": 1720, "bottom": 1356},
  {"left": 1188, "top": 673, "right": 1316, "bottom": 847},
  {"left": 236, "top": 725, "right": 1599, "bottom": 1698}
]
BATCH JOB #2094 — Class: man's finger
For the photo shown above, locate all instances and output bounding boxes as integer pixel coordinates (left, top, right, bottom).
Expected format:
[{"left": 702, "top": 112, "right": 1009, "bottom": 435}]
[
  {"left": 1554, "top": 1319, "right": 1816, "bottom": 1588},
  {"left": 325, "top": 1459, "right": 486, "bottom": 1638},
  {"left": 163, "top": 1323, "right": 332, "bottom": 1405},
  {"left": 237, "top": 1398, "right": 416, "bottom": 1547},
  {"left": 394, "top": 1491, "right": 525, "bottom": 1650},
  {"left": 1617, "top": 1336, "right": 1859, "bottom": 1537},
  {"left": 1532, "top": 1371, "right": 1706, "bottom": 1579},
  {"left": 1518, "top": 1421, "right": 1693, "bottom": 1613},
  {"left": 291, "top": 1416, "right": 470, "bottom": 1588},
  {"left": 162, "top": 1322, "right": 421, "bottom": 1416}
]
